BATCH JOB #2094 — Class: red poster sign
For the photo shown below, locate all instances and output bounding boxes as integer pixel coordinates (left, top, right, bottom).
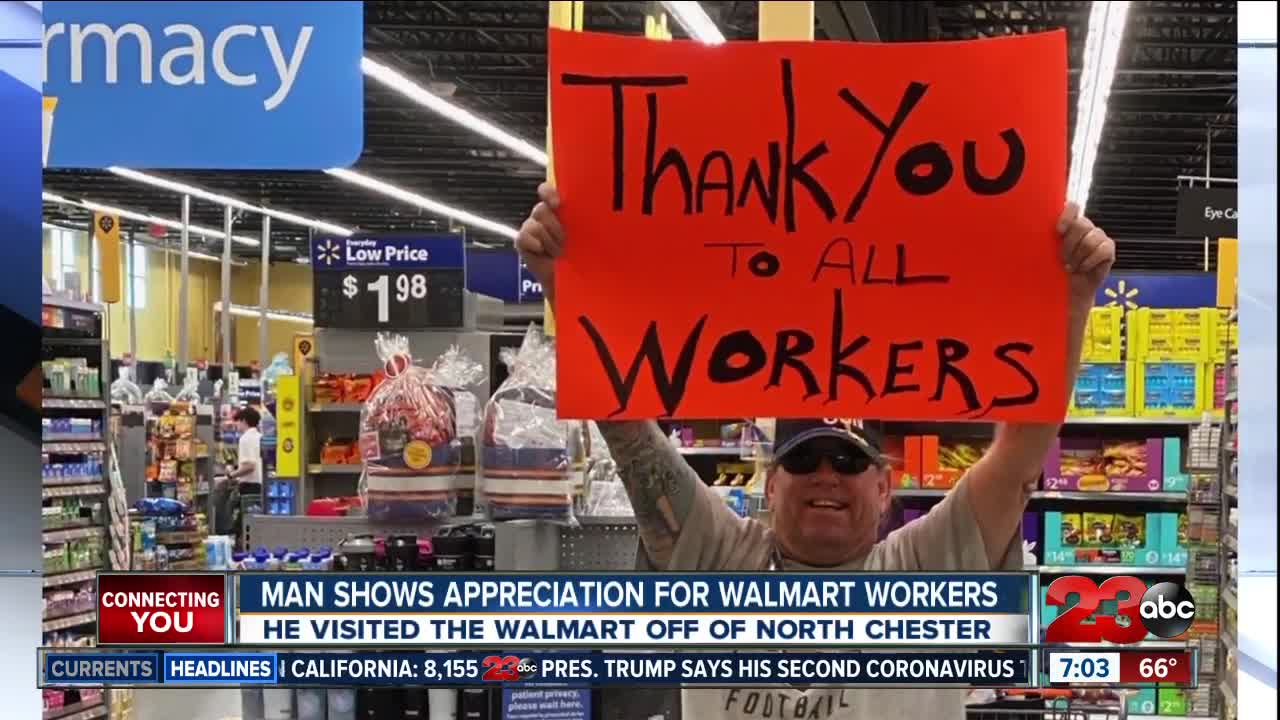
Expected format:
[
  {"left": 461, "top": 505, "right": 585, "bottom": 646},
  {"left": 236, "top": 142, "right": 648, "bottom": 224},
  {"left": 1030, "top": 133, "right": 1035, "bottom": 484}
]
[{"left": 549, "top": 29, "right": 1069, "bottom": 422}]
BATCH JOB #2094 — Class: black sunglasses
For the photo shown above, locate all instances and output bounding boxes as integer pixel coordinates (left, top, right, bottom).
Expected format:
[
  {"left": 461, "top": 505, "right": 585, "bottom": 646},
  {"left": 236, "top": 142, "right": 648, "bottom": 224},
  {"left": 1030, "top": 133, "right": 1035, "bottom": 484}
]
[{"left": 779, "top": 445, "right": 877, "bottom": 476}]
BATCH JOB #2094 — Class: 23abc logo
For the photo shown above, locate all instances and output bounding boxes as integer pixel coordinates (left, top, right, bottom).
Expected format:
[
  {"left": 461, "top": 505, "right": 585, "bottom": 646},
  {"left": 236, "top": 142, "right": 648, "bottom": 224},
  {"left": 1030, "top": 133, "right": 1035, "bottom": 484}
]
[
  {"left": 1045, "top": 576, "right": 1197, "bottom": 643},
  {"left": 481, "top": 655, "right": 540, "bottom": 682}
]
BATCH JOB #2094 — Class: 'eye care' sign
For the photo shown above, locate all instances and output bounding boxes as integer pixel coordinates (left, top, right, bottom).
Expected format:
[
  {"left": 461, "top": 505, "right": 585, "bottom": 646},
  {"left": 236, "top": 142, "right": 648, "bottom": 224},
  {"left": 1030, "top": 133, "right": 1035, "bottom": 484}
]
[{"left": 42, "top": 1, "right": 364, "bottom": 170}]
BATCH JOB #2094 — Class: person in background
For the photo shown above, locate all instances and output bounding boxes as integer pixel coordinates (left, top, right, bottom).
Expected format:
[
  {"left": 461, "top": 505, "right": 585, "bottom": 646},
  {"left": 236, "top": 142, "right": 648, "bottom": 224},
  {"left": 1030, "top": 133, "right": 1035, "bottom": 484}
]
[
  {"left": 215, "top": 406, "right": 262, "bottom": 536},
  {"left": 227, "top": 406, "right": 263, "bottom": 490},
  {"left": 516, "top": 182, "right": 1116, "bottom": 720}
]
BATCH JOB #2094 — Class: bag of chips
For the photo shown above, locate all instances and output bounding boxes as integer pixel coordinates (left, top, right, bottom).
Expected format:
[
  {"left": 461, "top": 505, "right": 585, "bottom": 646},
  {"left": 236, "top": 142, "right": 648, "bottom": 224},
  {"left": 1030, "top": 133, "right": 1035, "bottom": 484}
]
[
  {"left": 479, "top": 326, "right": 584, "bottom": 525},
  {"left": 429, "top": 346, "right": 487, "bottom": 517},
  {"left": 358, "top": 334, "right": 460, "bottom": 524}
]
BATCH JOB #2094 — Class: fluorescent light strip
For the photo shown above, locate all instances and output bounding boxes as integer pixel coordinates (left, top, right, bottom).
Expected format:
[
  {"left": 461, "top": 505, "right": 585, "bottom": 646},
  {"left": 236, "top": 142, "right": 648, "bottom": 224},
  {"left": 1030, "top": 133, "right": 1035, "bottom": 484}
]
[
  {"left": 43, "top": 191, "right": 261, "bottom": 247},
  {"left": 361, "top": 57, "right": 549, "bottom": 166},
  {"left": 107, "top": 166, "right": 353, "bottom": 237},
  {"left": 1067, "top": 1, "right": 1131, "bottom": 209},
  {"left": 214, "top": 301, "right": 313, "bottom": 325},
  {"left": 325, "top": 168, "right": 520, "bottom": 239},
  {"left": 661, "top": 1, "right": 726, "bottom": 44}
]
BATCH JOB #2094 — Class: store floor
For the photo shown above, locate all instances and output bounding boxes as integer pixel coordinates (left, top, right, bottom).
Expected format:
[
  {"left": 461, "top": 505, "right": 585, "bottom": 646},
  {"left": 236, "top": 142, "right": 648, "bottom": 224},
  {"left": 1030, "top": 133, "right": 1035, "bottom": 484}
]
[{"left": 134, "top": 688, "right": 242, "bottom": 720}]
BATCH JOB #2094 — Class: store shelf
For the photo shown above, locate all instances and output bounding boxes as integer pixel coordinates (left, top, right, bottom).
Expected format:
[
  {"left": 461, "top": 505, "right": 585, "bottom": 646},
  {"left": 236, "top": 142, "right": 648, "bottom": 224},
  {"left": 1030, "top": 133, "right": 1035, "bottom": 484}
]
[
  {"left": 43, "top": 526, "right": 105, "bottom": 543},
  {"left": 1219, "top": 679, "right": 1237, "bottom": 713},
  {"left": 1035, "top": 565, "right": 1186, "bottom": 576},
  {"left": 42, "top": 434, "right": 104, "bottom": 443},
  {"left": 42, "top": 567, "right": 102, "bottom": 588},
  {"left": 1063, "top": 416, "right": 1202, "bottom": 425},
  {"left": 894, "top": 488, "right": 948, "bottom": 498},
  {"left": 1222, "top": 586, "right": 1237, "bottom": 612},
  {"left": 309, "top": 403, "right": 364, "bottom": 413},
  {"left": 1224, "top": 483, "right": 1237, "bottom": 502},
  {"left": 307, "top": 464, "right": 362, "bottom": 475},
  {"left": 168, "top": 559, "right": 205, "bottom": 571},
  {"left": 1224, "top": 534, "right": 1237, "bottom": 553},
  {"left": 42, "top": 611, "right": 96, "bottom": 633},
  {"left": 43, "top": 441, "right": 106, "bottom": 454},
  {"left": 156, "top": 531, "right": 204, "bottom": 545},
  {"left": 41, "top": 336, "right": 105, "bottom": 347},
  {"left": 44, "top": 475, "right": 105, "bottom": 487},
  {"left": 42, "top": 398, "right": 107, "bottom": 410},
  {"left": 42, "top": 485, "right": 106, "bottom": 499},
  {"left": 1031, "top": 490, "right": 1189, "bottom": 503},
  {"left": 44, "top": 699, "right": 107, "bottom": 720},
  {"left": 43, "top": 297, "right": 106, "bottom": 314},
  {"left": 677, "top": 446, "right": 748, "bottom": 456}
]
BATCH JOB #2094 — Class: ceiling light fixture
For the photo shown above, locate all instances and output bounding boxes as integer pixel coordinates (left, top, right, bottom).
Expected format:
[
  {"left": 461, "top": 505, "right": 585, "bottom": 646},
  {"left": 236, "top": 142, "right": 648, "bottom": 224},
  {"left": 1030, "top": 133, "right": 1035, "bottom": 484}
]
[
  {"left": 107, "top": 167, "right": 353, "bottom": 237},
  {"left": 325, "top": 168, "right": 520, "bottom": 240},
  {"left": 361, "top": 57, "right": 549, "bottom": 167},
  {"left": 43, "top": 191, "right": 261, "bottom": 247},
  {"left": 660, "top": 1, "right": 726, "bottom": 44},
  {"left": 1067, "top": 1, "right": 1131, "bottom": 209},
  {"left": 214, "top": 301, "right": 314, "bottom": 325}
]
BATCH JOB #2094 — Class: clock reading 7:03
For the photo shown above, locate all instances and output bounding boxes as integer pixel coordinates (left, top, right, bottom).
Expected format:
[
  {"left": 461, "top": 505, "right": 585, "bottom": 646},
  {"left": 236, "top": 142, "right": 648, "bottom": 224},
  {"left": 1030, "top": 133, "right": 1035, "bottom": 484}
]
[{"left": 343, "top": 273, "right": 428, "bottom": 323}]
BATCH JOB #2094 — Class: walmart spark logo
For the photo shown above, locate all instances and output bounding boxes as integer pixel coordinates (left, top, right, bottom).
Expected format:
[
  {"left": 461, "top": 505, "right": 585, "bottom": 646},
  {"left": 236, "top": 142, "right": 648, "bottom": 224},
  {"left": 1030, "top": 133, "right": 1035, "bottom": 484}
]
[
  {"left": 1103, "top": 279, "right": 1141, "bottom": 311},
  {"left": 316, "top": 239, "right": 342, "bottom": 266}
]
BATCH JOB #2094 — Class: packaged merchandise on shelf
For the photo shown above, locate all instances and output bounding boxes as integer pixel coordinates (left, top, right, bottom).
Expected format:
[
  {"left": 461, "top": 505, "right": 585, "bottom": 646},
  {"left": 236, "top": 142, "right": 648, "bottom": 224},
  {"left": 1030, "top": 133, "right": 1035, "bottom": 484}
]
[
  {"left": 479, "top": 327, "right": 585, "bottom": 525},
  {"left": 110, "top": 366, "right": 143, "bottom": 404},
  {"left": 1127, "top": 307, "right": 1213, "bottom": 363},
  {"left": 1080, "top": 306, "right": 1124, "bottom": 362},
  {"left": 358, "top": 333, "right": 461, "bottom": 524},
  {"left": 43, "top": 356, "right": 102, "bottom": 398},
  {"left": 1068, "top": 362, "right": 1135, "bottom": 417},
  {"left": 1042, "top": 437, "right": 1163, "bottom": 492},
  {"left": 314, "top": 371, "right": 384, "bottom": 405},
  {"left": 427, "top": 346, "right": 487, "bottom": 517},
  {"left": 1043, "top": 510, "right": 1182, "bottom": 566},
  {"left": 583, "top": 421, "right": 634, "bottom": 517},
  {"left": 1137, "top": 362, "right": 1206, "bottom": 417}
]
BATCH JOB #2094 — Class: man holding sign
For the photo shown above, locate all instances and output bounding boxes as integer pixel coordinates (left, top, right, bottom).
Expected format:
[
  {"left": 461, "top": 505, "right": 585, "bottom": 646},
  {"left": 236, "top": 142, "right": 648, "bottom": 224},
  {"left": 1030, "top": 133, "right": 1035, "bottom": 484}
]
[{"left": 525, "top": 28, "right": 1116, "bottom": 719}]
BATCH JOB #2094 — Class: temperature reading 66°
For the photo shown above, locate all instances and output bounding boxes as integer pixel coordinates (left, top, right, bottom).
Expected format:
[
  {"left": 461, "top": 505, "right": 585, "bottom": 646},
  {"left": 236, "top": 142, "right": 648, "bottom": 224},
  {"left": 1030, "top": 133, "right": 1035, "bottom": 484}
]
[{"left": 1140, "top": 657, "right": 1177, "bottom": 679}]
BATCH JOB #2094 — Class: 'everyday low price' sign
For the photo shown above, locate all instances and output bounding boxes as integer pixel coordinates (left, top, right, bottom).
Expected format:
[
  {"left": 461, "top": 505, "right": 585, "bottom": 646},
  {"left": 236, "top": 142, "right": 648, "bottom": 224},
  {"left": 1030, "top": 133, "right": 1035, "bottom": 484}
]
[{"left": 43, "top": 1, "right": 363, "bottom": 169}]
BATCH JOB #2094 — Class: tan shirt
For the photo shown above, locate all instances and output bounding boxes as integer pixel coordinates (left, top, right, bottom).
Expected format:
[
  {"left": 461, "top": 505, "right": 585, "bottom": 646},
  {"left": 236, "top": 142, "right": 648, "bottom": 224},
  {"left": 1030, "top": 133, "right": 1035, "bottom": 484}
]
[{"left": 665, "top": 475, "right": 1023, "bottom": 720}]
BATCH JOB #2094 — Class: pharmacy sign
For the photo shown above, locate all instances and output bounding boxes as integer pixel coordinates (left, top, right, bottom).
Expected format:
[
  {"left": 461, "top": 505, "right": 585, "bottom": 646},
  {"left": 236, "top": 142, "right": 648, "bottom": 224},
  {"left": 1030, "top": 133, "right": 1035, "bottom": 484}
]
[{"left": 42, "top": 1, "right": 364, "bottom": 169}]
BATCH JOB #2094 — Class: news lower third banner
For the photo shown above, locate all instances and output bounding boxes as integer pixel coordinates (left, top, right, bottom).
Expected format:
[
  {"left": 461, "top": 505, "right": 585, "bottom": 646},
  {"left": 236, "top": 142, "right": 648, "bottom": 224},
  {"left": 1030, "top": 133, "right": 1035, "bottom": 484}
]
[
  {"left": 40, "top": 649, "right": 1036, "bottom": 688},
  {"left": 231, "top": 573, "right": 1036, "bottom": 647}
]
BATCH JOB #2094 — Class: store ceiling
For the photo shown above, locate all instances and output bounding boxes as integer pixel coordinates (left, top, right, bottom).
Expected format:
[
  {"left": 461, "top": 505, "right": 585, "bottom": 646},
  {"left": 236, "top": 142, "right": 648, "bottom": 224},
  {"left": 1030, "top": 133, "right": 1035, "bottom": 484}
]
[{"left": 42, "top": 1, "right": 1236, "bottom": 271}]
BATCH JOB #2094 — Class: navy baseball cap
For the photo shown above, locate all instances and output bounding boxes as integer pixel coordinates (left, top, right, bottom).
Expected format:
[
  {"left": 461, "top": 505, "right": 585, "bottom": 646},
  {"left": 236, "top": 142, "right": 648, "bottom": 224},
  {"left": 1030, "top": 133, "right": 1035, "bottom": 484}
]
[{"left": 772, "top": 418, "right": 884, "bottom": 464}]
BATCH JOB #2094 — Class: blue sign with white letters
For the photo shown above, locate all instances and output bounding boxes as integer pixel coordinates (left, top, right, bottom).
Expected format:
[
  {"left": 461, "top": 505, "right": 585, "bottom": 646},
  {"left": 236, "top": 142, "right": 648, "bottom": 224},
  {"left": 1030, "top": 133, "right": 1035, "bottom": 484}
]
[
  {"left": 312, "top": 235, "right": 466, "bottom": 270},
  {"left": 42, "top": 1, "right": 363, "bottom": 169},
  {"left": 1094, "top": 272, "right": 1218, "bottom": 311}
]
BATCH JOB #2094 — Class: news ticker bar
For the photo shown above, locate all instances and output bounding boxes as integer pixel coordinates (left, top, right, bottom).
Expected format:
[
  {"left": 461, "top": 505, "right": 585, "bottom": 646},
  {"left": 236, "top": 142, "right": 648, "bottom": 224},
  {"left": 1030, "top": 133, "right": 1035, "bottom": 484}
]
[
  {"left": 38, "top": 648, "right": 1197, "bottom": 689},
  {"left": 98, "top": 572, "right": 1040, "bottom": 647}
]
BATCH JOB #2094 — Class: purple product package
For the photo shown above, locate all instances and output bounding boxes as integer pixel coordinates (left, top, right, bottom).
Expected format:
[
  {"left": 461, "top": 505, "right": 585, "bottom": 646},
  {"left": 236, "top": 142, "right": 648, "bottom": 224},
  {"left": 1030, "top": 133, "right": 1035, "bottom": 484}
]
[{"left": 1041, "top": 437, "right": 1164, "bottom": 492}]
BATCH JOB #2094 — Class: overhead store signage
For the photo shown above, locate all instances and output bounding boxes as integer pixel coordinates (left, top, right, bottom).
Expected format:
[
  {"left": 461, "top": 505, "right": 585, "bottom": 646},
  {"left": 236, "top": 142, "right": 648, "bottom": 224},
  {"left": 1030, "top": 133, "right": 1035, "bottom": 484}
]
[
  {"left": 548, "top": 29, "right": 1069, "bottom": 422},
  {"left": 1175, "top": 186, "right": 1238, "bottom": 237},
  {"left": 311, "top": 235, "right": 466, "bottom": 330},
  {"left": 42, "top": 1, "right": 363, "bottom": 169},
  {"left": 464, "top": 249, "right": 543, "bottom": 304}
]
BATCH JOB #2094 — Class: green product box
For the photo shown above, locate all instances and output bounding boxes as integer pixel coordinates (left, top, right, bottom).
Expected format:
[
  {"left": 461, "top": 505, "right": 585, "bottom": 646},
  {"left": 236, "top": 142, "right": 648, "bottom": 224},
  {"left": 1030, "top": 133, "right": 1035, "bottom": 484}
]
[
  {"left": 1158, "top": 686, "right": 1188, "bottom": 716},
  {"left": 1162, "top": 437, "right": 1190, "bottom": 491}
]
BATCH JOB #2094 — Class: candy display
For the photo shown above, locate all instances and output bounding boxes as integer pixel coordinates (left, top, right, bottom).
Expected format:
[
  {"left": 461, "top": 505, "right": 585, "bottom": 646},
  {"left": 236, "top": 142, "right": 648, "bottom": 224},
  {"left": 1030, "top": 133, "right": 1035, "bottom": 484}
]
[
  {"left": 358, "top": 334, "right": 460, "bottom": 523},
  {"left": 314, "top": 371, "right": 383, "bottom": 405},
  {"left": 479, "top": 326, "right": 584, "bottom": 524}
]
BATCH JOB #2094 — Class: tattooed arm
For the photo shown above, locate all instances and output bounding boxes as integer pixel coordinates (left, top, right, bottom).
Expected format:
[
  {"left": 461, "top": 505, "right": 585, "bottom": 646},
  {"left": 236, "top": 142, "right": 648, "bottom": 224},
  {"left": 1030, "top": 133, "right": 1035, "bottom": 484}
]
[{"left": 596, "top": 420, "right": 702, "bottom": 569}]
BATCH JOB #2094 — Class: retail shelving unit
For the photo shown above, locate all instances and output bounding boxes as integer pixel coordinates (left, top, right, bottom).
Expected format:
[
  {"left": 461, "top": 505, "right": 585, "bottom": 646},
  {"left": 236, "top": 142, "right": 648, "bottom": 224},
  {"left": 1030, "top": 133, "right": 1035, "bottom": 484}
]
[
  {"left": 40, "top": 297, "right": 113, "bottom": 719},
  {"left": 1214, "top": 318, "right": 1238, "bottom": 720}
]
